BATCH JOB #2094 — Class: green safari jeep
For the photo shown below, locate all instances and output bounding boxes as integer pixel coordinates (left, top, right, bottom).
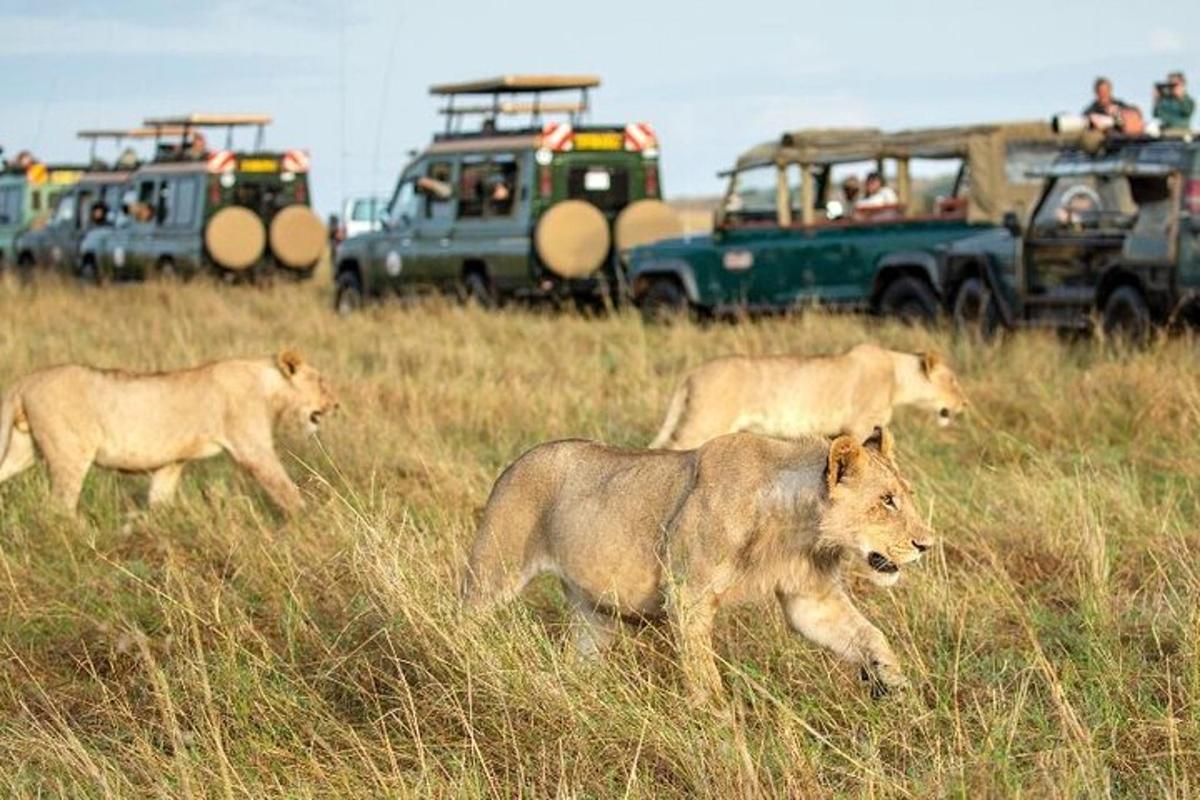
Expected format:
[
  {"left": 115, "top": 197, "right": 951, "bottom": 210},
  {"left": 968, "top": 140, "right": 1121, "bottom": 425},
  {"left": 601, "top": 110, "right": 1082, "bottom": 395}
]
[
  {"left": 943, "top": 131, "right": 1200, "bottom": 338},
  {"left": 333, "top": 75, "right": 680, "bottom": 313},
  {"left": 0, "top": 158, "right": 85, "bottom": 272},
  {"left": 626, "top": 121, "right": 1076, "bottom": 321},
  {"left": 80, "top": 114, "right": 325, "bottom": 283}
]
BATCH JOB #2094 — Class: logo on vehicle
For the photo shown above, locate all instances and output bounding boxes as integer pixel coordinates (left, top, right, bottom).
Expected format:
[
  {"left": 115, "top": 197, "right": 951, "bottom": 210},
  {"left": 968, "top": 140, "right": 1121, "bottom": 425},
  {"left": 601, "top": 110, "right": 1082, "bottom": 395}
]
[
  {"left": 112, "top": 246, "right": 125, "bottom": 267},
  {"left": 385, "top": 250, "right": 402, "bottom": 276},
  {"left": 722, "top": 250, "right": 754, "bottom": 271},
  {"left": 50, "top": 245, "right": 62, "bottom": 264}
]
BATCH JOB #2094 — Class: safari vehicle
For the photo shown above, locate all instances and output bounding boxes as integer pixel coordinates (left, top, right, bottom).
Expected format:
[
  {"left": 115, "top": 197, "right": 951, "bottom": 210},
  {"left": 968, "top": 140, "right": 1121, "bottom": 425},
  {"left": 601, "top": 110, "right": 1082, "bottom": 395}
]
[
  {"left": 944, "top": 131, "right": 1200, "bottom": 339},
  {"left": 0, "top": 156, "right": 85, "bottom": 270},
  {"left": 79, "top": 114, "right": 325, "bottom": 283},
  {"left": 626, "top": 121, "right": 1076, "bottom": 321},
  {"left": 12, "top": 128, "right": 179, "bottom": 276},
  {"left": 333, "top": 75, "right": 679, "bottom": 312}
]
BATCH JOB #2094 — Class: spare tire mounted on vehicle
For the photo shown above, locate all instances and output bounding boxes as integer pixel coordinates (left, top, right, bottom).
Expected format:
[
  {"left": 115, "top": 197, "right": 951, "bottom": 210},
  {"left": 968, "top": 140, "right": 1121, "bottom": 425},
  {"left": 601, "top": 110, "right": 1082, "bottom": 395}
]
[
  {"left": 614, "top": 199, "right": 684, "bottom": 254},
  {"left": 269, "top": 205, "right": 326, "bottom": 270},
  {"left": 534, "top": 199, "right": 611, "bottom": 279},
  {"left": 205, "top": 206, "right": 267, "bottom": 271}
]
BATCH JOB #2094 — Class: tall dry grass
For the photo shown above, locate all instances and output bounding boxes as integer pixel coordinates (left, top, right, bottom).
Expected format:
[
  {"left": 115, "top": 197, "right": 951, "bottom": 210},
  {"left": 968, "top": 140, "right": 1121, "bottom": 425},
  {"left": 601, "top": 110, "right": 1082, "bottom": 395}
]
[{"left": 0, "top": 277, "right": 1198, "bottom": 797}]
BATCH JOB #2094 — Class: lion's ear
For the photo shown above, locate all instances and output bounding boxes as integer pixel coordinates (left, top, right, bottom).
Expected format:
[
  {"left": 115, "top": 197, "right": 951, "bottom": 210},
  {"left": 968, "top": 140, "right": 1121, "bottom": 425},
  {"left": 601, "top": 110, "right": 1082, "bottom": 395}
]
[
  {"left": 276, "top": 349, "right": 304, "bottom": 378},
  {"left": 862, "top": 426, "right": 895, "bottom": 462},
  {"left": 919, "top": 351, "right": 942, "bottom": 377},
  {"left": 827, "top": 435, "right": 864, "bottom": 493}
]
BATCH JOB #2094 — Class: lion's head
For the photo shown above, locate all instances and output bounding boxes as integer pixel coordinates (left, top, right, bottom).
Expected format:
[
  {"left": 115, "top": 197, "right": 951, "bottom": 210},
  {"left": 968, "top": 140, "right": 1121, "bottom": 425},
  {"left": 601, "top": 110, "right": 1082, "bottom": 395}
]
[
  {"left": 916, "top": 352, "right": 967, "bottom": 427},
  {"left": 276, "top": 349, "right": 339, "bottom": 434},
  {"left": 819, "top": 428, "right": 934, "bottom": 587}
]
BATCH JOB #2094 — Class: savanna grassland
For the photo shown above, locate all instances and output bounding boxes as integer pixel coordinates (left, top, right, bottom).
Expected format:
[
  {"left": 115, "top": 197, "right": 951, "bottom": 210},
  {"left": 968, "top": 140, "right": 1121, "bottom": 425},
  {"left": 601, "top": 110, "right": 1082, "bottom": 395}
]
[{"left": 1, "top": 277, "right": 1198, "bottom": 798}]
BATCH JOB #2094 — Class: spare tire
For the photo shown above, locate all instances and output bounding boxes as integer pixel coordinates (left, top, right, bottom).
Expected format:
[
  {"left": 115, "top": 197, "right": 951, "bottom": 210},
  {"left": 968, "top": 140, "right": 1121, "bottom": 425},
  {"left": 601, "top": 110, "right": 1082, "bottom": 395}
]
[
  {"left": 269, "top": 204, "right": 326, "bottom": 270},
  {"left": 534, "top": 200, "right": 611, "bottom": 279},
  {"left": 205, "top": 206, "right": 266, "bottom": 271},
  {"left": 614, "top": 199, "right": 684, "bottom": 254}
]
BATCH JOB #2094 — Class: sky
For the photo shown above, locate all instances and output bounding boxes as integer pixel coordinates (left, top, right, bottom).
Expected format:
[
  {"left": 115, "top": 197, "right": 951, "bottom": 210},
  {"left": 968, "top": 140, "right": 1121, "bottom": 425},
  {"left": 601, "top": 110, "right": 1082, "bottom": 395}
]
[{"left": 1, "top": 0, "right": 1195, "bottom": 216}]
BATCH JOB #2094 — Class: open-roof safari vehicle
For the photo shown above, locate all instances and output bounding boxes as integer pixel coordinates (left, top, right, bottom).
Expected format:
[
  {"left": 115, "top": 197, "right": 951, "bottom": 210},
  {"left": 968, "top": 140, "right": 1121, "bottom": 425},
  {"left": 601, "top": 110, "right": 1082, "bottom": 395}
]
[
  {"left": 625, "top": 121, "right": 1076, "bottom": 321},
  {"left": 333, "top": 75, "right": 679, "bottom": 313},
  {"left": 0, "top": 152, "right": 86, "bottom": 272},
  {"left": 944, "top": 128, "right": 1200, "bottom": 340},
  {"left": 13, "top": 127, "right": 182, "bottom": 276},
  {"left": 79, "top": 114, "right": 325, "bottom": 283}
]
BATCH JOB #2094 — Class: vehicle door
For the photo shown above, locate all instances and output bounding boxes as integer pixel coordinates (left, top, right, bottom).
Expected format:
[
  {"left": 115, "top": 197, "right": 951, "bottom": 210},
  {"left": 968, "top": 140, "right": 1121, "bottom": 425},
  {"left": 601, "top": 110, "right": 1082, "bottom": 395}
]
[
  {"left": 41, "top": 187, "right": 81, "bottom": 268},
  {"left": 452, "top": 153, "right": 525, "bottom": 290},
  {"left": 713, "top": 165, "right": 786, "bottom": 306},
  {"left": 371, "top": 174, "right": 421, "bottom": 290},
  {"left": 119, "top": 176, "right": 162, "bottom": 277},
  {"left": 161, "top": 175, "right": 202, "bottom": 274},
  {"left": 410, "top": 158, "right": 457, "bottom": 285},
  {"left": 1023, "top": 173, "right": 1135, "bottom": 299},
  {"left": 1180, "top": 157, "right": 1200, "bottom": 290}
]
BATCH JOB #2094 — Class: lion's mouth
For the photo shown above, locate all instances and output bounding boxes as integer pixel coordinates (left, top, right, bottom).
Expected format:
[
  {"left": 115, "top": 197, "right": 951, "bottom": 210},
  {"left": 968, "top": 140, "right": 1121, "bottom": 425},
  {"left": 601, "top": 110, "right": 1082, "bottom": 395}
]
[{"left": 867, "top": 552, "right": 899, "bottom": 574}]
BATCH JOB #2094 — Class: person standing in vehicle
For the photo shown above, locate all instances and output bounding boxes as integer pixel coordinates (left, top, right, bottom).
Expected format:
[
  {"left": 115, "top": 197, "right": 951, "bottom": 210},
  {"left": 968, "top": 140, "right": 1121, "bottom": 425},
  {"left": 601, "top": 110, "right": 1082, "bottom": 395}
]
[
  {"left": 1083, "top": 77, "right": 1142, "bottom": 132},
  {"left": 1153, "top": 72, "right": 1194, "bottom": 132}
]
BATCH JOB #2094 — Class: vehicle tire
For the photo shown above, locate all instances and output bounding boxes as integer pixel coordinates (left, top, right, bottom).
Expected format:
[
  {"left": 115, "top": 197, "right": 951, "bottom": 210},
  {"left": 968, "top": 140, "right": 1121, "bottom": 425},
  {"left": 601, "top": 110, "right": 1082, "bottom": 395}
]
[
  {"left": 156, "top": 257, "right": 179, "bottom": 281},
  {"left": 952, "top": 277, "right": 1000, "bottom": 340},
  {"left": 334, "top": 272, "right": 364, "bottom": 316},
  {"left": 1102, "top": 285, "right": 1151, "bottom": 345},
  {"left": 79, "top": 256, "right": 106, "bottom": 285},
  {"left": 16, "top": 252, "right": 35, "bottom": 283},
  {"left": 878, "top": 275, "right": 939, "bottom": 324},
  {"left": 460, "top": 271, "right": 497, "bottom": 309},
  {"left": 639, "top": 278, "right": 689, "bottom": 324}
]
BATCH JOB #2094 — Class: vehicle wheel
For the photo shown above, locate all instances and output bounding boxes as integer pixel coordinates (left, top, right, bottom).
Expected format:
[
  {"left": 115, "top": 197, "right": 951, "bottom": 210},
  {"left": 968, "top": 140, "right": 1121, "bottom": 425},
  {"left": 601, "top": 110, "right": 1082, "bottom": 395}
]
[
  {"left": 16, "top": 252, "right": 35, "bottom": 282},
  {"left": 335, "top": 272, "right": 364, "bottom": 316},
  {"left": 878, "top": 276, "right": 939, "bottom": 324},
  {"left": 1102, "top": 285, "right": 1151, "bottom": 345},
  {"left": 157, "top": 257, "right": 179, "bottom": 281},
  {"left": 79, "top": 256, "right": 106, "bottom": 285},
  {"left": 460, "top": 271, "right": 497, "bottom": 309},
  {"left": 639, "top": 278, "right": 689, "bottom": 323},
  {"left": 952, "top": 277, "right": 1000, "bottom": 339}
]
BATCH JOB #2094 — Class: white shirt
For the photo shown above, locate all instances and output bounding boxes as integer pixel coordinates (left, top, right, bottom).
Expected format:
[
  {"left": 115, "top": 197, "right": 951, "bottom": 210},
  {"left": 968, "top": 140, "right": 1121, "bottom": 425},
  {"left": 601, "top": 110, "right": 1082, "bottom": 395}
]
[{"left": 856, "top": 186, "right": 899, "bottom": 209}]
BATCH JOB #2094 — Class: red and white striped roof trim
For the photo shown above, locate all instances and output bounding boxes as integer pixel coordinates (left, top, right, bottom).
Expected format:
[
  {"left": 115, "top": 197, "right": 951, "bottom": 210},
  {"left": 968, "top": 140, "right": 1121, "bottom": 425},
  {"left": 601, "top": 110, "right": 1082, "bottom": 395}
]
[
  {"left": 624, "top": 123, "right": 657, "bottom": 152},
  {"left": 205, "top": 150, "right": 237, "bottom": 174},
  {"left": 282, "top": 149, "right": 310, "bottom": 173},
  {"left": 540, "top": 122, "right": 574, "bottom": 152}
]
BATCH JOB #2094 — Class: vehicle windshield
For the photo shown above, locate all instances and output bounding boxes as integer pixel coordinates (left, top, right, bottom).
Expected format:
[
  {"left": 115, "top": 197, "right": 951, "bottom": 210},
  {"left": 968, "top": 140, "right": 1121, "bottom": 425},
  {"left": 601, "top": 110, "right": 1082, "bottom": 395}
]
[
  {"left": 1032, "top": 174, "right": 1137, "bottom": 233},
  {"left": 723, "top": 165, "right": 777, "bottom": 223},
  {"left": 351, "top": 198, "right": 384, "bottom": 222}
]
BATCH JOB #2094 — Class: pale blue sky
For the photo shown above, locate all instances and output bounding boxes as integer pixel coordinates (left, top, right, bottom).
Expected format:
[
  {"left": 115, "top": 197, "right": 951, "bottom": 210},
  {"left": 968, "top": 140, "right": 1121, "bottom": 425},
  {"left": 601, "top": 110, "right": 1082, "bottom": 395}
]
[{"left": 1, "top": 0, "right": 1195, "bottom": 214}]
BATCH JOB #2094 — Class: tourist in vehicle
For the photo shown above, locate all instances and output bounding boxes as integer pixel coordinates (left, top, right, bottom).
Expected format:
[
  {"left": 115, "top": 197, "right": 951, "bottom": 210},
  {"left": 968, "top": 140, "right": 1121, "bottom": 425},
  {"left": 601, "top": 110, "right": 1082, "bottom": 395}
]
[
  {"left": 855, "top": 172, "right": 899, "bottom": 214},
  {"left": 89, "top": 201, "right": 109, "bottom": 227},
  {"left": 1082, "top": 77, "right": 1143, "bottom": 133},
  {"left": 1153, "top": 72, "right": 1194, "bottom": 132},
  {"left": 841, "top": 175, "right": 861, "bottom": 205}
]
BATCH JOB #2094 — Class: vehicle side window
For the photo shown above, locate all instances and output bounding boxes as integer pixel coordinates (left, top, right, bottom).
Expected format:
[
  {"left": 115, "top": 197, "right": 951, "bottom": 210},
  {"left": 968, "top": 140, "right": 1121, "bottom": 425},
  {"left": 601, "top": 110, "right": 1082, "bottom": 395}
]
[
  {"left": 457, "top": 155, "right": 518, "bottom": 219},
  {"left": 54, "top": 192, "right": 77, "bottom": 225},
  {"left": 155, "top": 180, "right": 171, "bottom": 225},
  {"left": 425, "top": 161, "right": 455, "bottom": 220},
  {"left": 1033, "top": 175, "right": 1136, "bottom": 233},
  {"left": 172, "top": 178, "right": 199, "bottom": 227},
  {"left": 135, "top": 180, "right": 157, "bottom": 224}
]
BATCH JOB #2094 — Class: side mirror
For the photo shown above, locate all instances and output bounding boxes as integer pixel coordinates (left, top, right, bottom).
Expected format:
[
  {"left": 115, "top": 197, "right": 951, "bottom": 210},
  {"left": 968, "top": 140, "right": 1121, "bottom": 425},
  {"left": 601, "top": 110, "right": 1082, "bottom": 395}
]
[{"left": 1002, "top": 211, "right": 1022, "bottom": 237}]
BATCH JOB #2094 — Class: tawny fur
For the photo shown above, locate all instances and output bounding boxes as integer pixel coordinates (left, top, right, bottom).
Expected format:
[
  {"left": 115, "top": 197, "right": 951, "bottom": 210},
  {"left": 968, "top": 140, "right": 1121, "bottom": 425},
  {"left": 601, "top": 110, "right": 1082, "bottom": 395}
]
[
  {"left": 462, "top": 429, "right": 934, "bottom": 701},
  {"left": 649, "top": 343, "right": 968, "bottom": 449},
  {"left": 0, "top": 350, "right": 338, "bottom": 513}
]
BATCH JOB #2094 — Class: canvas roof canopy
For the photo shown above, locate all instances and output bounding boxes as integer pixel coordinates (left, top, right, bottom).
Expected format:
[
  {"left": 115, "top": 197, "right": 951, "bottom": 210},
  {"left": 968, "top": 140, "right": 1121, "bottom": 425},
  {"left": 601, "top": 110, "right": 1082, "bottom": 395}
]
[
  {"left": 726, "top": 120, "right": 1082, "bottom": 224},
  {"left": 429, "top": 75, "right": 601, "bottom": 95},
  {"left": 143, "top": 114, "right": 273, "bottom": 128},
  {"left": 78, "top": 127, "right": 188, "bottom": 140}
]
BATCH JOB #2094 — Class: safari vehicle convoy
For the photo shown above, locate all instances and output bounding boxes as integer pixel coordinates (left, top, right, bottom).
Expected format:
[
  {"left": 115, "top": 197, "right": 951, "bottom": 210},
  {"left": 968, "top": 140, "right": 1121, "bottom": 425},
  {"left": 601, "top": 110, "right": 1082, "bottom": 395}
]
[
  {"left": 943, "top": 130, "right": 1200, "bottom": 340},
  {"left": 625, "top": 121, "right": 1077, "bottom": 321},
  {"left": 0, "top": 153, "right": 85, "bottom": 271},
  {"left": 79, "top": 114, "right": 326, "bottom": 283},
  {"left": 333, "top": 75, "right": 681, "bottom": 313},
  {"left": 11, "top": 128, "right": 182, "bottom": 276}
]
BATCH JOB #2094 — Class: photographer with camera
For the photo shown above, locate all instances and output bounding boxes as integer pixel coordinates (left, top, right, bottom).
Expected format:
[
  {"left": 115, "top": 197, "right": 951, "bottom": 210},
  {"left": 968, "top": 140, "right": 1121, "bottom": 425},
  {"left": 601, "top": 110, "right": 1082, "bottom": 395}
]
[{"left": 1153, "top": 72, "right": 1194, "bottom": 132}]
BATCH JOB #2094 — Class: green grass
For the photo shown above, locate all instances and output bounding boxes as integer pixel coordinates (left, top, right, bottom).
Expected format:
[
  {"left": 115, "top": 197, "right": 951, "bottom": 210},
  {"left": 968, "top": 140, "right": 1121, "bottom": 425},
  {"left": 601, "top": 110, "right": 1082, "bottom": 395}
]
[{"left": 0, "top": 278, "right": 1197, "bottom": 797}]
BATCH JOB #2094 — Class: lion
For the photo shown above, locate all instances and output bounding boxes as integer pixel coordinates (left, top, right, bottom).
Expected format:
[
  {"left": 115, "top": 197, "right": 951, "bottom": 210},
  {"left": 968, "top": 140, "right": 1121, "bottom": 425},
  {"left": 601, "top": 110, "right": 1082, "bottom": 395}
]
[
  {"left": 649, "top": 343, "right": 967, "bottom": 450},
  {"left": 461, "top": 427, "right": 934, "bottom": 701},
  {"left": 0, "top": 350, "right": 338, "bottom": 513}
]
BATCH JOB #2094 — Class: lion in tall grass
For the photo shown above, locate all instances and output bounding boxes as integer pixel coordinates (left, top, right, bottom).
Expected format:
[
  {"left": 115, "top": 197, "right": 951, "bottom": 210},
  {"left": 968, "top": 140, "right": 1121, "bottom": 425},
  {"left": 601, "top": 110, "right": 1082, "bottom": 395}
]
[
  {"left": 462, "top": 428, "right": 934, "bottom": 701},
  {"left": 650, "top": 343, "right": 967, "bottom": 449},
  {"left": 0, "top": 350, "right": 337, "bottom": 513}
]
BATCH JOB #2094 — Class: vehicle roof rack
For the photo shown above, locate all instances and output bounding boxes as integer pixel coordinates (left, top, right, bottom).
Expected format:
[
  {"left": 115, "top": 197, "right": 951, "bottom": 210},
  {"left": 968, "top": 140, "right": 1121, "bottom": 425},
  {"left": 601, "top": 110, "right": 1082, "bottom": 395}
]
[
  {"left": 429, "top": 75, "right": 600, "bottom": 136},
  {"left": 143, "top": 113, "right": 273, "bottom": 151},
  {"left": 77, "top": 126, "right": 191, "bottom": 165}
]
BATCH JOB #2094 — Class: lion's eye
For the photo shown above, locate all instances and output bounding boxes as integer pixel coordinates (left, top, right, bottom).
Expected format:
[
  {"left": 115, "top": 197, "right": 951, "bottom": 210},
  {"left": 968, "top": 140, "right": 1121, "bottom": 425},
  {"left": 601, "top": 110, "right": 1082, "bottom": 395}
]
[{"left": 881, "top": 494, "right": 898, "bottom": 510}]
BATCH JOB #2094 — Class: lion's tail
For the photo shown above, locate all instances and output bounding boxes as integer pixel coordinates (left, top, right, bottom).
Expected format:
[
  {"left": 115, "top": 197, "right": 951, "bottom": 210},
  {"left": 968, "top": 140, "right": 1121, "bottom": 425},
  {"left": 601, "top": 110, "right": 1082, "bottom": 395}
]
[{"left": 649, "top": 377, "right": 690, "bottom": 449}]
